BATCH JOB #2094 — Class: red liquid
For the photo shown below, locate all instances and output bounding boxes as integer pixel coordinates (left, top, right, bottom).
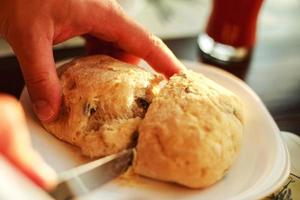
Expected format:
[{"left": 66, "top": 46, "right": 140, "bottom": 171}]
[{"left": 206, "top": 0, "right": 264, "bottom": 48}]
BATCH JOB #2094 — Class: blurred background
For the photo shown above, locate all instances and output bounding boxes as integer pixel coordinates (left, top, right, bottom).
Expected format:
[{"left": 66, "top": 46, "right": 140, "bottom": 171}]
[
  {"left": 1, "top": 0, "right": 299, "bottom": 55},
  {"left": 0, "top": 0, "right": 300, "bottom": 133}
]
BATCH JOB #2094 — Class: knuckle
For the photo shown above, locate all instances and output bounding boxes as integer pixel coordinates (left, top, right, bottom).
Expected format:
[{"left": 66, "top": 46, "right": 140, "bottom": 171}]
[
  {"left": 24, "top": 72, "right": 51, "bottom": 88},
  {"left": 150, "top": 35, "right": 164, "bottom": 46},
  {"left": 143, "top": 34, "right": 165, "bottom": 59},
  {"left": 103, "top": 0, "right": 120, "bottom": 11},
  {"left": 92, "top": 0, "right": 124, "bottom": 18}
]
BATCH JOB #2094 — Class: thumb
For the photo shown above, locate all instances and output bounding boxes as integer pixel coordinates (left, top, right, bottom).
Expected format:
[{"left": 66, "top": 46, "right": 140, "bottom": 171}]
[
  {"left": 0, "top": 94, "right": 57, "bottom": 190},
  {"left": 11, "top": 37, "right": 61, "bottom": 122}
]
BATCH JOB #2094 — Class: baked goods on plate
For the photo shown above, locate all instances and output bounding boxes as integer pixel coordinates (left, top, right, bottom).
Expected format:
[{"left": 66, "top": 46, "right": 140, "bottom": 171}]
[
  {"left": 42, "top": 55, "right": 162, "bottom": 158},
  {"left": 133, "top": 70, "right": 244, "bottom": 188},
  {"left": 20, "top": 60, "right": 289, "bottom": 199},
  {"left": 42, "top": 55, "right": 244, "bottom": 188}
]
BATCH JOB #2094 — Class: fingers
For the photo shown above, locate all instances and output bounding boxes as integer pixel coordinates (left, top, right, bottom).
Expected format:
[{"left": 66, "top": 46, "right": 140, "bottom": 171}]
[
  {"left": 86, "top": 0, "right": 185, "bottom": 77},
  {"left": 0, "top": 94, "right": 57, "bottom": 190},
  {"left": 10, "top": 36, "right": 61, "bottom": 122}
]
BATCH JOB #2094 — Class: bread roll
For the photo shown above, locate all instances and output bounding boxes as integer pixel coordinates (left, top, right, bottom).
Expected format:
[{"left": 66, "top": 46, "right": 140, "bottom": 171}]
[
  {"left": 42, "top": 55, "right": 162, "bottom": 158},
  {"left": 133, "top": 70, "right": 244, "bottom": 188}
]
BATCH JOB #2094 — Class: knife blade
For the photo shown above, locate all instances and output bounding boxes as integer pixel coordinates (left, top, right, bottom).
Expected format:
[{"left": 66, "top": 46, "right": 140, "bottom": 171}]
[{"left": 49, "top": 149, "right": 133, "bottom": 200}]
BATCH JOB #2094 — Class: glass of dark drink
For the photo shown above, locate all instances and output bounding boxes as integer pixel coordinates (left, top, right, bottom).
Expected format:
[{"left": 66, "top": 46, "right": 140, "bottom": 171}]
[{"left": 198, "top": 0, "right": 264, "bottom": 62}]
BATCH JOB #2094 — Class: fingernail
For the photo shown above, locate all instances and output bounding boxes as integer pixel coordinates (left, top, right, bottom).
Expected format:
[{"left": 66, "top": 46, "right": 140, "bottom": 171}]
[{"left": 33, "top": 100, "right": 55, "bottom": 122}]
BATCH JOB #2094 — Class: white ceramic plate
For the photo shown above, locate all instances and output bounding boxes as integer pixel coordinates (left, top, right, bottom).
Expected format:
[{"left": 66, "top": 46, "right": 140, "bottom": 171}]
[{"left": 20, "top": 61, "right": 290, "bottom": 200}]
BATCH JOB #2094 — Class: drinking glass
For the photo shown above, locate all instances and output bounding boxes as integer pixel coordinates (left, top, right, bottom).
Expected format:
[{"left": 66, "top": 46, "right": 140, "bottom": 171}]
[{"left": 198, "top": 0, "right": 264, "bottom": 62}]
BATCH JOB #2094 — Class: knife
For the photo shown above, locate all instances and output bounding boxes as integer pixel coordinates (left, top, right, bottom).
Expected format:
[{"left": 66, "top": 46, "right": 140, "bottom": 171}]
[{"left": 49, "top": 149, "right": 133, "bottom": 200}]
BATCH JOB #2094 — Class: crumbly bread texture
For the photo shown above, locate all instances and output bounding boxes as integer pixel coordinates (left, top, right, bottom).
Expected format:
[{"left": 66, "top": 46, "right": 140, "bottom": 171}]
[
  {"left": 133, "top": 70, "right": 244, "bottom": 188},
  {"left": 42, "top": 55, "right": 162, "bottom": 158}
]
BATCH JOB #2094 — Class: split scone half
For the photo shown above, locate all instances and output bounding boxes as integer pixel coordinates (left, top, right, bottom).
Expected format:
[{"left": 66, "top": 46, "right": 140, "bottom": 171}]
[
  {"left": 133, "top": 70, "right": 244, "bottom": 188},
  {"left": 41, "top": 55, "right": 162, "bottom": 158}
]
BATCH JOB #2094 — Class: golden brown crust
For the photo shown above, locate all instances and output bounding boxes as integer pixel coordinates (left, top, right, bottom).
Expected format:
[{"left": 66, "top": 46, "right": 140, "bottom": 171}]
[
  {"left": 42, "top": 55, "right": 162, "bottom": 158},
  {"left": 133, "top": 70, "right": 244, "bottom": 188}
]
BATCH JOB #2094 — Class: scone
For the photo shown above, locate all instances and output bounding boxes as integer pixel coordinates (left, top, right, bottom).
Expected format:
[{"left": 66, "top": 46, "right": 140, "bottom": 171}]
[
  {"left": 42, "top": 55, "right": 162, "bottom": 158},
  {"left": 133, "top": 70, "right": 244, "bottom": 188}
]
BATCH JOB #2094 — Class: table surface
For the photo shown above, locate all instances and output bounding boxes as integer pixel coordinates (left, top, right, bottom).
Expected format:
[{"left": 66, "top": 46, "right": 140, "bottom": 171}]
[{"left": 0, "top": 0, "right": 300, "bottom": 136}]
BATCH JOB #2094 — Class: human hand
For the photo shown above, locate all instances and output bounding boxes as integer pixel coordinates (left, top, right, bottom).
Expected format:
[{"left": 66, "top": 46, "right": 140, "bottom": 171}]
[
  {"left": 0, "top": 0, "right": 185, "bottom": 123},
  {"left": 0, "top": 94, "right": 57, "bottom": 190}
]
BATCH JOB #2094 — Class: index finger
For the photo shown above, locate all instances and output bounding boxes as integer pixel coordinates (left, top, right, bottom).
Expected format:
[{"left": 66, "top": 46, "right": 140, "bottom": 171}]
[{"left": 83, "top": 1, "right": 186, "bottom": 77}]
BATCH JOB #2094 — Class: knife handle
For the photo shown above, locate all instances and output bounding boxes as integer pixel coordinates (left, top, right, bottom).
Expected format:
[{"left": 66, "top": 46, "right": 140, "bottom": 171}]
[{"left": 0, "top": 155, "right": 53, "bottom": 200}]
